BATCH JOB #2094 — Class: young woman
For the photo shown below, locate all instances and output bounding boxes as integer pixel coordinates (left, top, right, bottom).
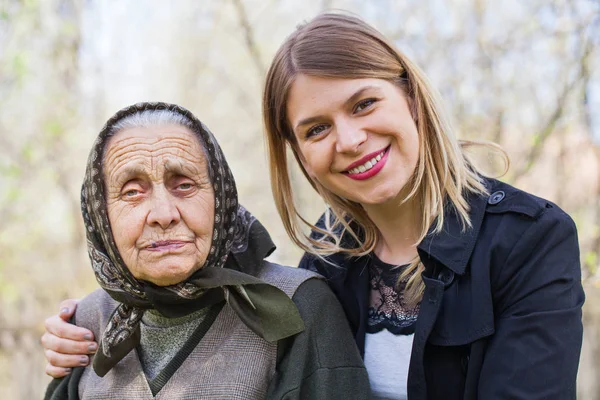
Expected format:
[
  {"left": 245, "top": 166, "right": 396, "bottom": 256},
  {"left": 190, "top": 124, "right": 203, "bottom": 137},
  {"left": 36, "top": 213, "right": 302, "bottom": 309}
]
[{"left": 42, "top": 13, "right": 584, "bottom": 400}]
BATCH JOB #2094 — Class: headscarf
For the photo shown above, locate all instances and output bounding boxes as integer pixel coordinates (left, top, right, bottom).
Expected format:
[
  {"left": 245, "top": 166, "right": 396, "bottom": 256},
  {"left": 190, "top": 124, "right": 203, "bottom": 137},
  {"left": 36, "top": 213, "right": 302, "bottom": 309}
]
[{"left": 81, "top": 102, "right": 304, "bottom": 377}]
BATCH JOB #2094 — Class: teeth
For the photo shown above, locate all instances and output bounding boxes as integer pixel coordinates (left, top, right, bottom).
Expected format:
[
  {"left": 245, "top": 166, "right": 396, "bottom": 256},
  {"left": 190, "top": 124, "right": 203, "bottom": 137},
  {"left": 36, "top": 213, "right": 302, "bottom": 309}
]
[{"left": 348, "top": 150, "right": 386, "bottom": 175}]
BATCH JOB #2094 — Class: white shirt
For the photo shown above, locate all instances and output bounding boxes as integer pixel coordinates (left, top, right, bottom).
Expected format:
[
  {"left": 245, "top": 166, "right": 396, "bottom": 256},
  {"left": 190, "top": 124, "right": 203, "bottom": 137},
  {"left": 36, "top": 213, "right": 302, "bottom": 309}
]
[{"left": 364, "top": 330, "right": 413, "bottom": 400}]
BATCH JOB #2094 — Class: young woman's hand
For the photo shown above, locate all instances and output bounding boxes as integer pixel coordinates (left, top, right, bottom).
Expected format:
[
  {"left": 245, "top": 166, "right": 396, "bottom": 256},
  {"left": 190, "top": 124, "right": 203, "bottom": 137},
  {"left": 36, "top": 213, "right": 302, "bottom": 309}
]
[{"left": 41, "top": 299, "right": 97, "bottom": 378}]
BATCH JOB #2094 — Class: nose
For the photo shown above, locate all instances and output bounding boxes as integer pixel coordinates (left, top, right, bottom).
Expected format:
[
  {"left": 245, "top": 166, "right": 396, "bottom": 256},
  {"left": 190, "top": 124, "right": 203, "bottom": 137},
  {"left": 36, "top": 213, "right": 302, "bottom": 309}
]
[
  {"left": 335, "top": 120, "right": 367, "bottom": 154},
  {"left": 147, "top": 187, "right": 181, "bottom": 229}
]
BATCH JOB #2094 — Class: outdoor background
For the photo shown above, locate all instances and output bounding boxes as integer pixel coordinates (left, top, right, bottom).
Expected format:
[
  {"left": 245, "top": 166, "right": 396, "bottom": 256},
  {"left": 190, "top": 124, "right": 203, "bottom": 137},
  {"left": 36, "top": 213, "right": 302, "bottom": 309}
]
[{"left": 0, "top": 0, "right": 599, "bottom": 398}]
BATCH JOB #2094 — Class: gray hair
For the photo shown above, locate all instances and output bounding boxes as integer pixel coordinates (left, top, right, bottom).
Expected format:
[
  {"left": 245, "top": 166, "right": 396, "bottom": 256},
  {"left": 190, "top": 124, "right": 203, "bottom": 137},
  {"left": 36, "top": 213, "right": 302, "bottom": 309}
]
[
  {"left": 108, "top": 109, "right": 196, "bottom": 137},
  {"left": 103, "top": 108, "right": 212, "bottom": 175}
]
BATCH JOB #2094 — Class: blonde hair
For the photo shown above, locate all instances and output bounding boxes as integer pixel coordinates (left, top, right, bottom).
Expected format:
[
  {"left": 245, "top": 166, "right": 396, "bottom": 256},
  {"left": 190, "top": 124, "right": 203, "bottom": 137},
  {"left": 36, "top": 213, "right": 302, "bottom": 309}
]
[{"left": 263, "top": 13, "right": 504, "bottom": 303}]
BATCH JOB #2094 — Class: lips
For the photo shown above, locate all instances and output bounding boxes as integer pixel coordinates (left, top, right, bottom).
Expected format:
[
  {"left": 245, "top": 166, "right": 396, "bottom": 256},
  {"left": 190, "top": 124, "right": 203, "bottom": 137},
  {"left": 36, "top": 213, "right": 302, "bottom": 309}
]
[
  {"left": 344, "top": 146, "right": 389, "bottom": 173},
  {"left": 343, "top": 146, "right": 390, "bottom": 181},
  {"left": 145, "top": 240, "right": 191, "bottom": 252}
]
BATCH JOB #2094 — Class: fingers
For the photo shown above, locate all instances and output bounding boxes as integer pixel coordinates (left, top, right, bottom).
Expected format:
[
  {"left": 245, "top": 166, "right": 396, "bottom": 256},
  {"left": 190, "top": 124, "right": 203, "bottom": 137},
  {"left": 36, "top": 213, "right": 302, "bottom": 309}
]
[
  {"left": 42, "top": 299, "right": 95, "bottom": 378},
  {"left": 45, "top": 363, "right": 73, "bottom": 379},
  {"left": 41, "top": 330, "right": 98, "bottom": 355},
  {"left": 57, "top": 299, "right": 80, "bottom": 321},
  {"left": 44, "top": 314, "right": 94, "bottom": 342},
  {"left": 44, "top": 349, "right": 90, "bottom": 369}
]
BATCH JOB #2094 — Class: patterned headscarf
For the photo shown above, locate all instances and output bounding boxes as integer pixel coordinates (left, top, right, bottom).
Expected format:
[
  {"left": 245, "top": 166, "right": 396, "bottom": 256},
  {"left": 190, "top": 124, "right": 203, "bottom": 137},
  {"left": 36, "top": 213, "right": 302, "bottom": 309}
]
[{"left": 82, "top": 102, "right": 304, "bottom": 377}]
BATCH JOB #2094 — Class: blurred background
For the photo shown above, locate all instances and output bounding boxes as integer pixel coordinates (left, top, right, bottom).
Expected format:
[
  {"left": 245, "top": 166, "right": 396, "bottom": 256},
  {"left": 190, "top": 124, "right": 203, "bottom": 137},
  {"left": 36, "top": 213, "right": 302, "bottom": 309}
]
[{"left": 0, "top": 0, "right": 599, "bottom": 398}]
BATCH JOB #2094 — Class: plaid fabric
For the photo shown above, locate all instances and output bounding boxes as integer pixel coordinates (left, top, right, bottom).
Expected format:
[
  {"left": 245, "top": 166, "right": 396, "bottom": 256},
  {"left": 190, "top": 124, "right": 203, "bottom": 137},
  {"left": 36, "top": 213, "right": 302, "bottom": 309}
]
[{"left": 76, "top": 262, "right": 320, "bottom": 399}]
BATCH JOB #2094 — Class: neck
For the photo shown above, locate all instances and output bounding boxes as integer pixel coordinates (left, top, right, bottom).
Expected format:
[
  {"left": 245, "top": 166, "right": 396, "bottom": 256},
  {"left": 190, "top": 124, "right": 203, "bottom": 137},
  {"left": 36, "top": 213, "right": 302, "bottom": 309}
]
[{"left": 362, "top": 194, "right": 421, "bottom": 266}]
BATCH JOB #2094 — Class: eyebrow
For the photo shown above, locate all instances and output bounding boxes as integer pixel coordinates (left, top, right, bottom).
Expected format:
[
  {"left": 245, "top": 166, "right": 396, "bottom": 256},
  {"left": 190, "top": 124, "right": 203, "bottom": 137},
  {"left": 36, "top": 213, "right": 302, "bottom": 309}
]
[
  {"left": 294, "top": 85, "right": 382, "bottom": 130},
  {"left": 164, "top": 159, "right": 203, "bottom": 177},
  {"left": 164, "top": 161, "right": 187, "bottom": 174},
  {"left": 110, "top": 164, "right": 146, "bottom": 184}
]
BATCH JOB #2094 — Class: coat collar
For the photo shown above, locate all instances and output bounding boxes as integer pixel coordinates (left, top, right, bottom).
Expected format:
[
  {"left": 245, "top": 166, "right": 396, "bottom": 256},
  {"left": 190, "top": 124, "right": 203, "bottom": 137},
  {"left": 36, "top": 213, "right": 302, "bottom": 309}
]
[
  {"left": 314, "top": 180, "right": 507, "bottom": 277},
  {"left": 417, "top": 187, "right": 489, "bottom": 276}
]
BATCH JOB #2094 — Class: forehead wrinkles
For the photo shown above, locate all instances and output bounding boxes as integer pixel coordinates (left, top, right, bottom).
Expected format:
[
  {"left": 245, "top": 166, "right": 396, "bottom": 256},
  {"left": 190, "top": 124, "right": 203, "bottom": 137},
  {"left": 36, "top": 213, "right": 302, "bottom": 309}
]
[{"left": 103, "top": 134, "right": 208, "bottom": 181}]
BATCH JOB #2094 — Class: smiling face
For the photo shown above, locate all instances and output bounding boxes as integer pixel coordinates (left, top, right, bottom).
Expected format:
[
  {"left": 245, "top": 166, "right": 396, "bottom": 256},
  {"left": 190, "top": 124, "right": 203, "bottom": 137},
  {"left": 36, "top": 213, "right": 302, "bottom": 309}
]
[
  {"left": 286, "top": 74, "right": 420, "bottom": 208},
  {"left": 103, "top": 124, "right": 215, "bottom": 286}
]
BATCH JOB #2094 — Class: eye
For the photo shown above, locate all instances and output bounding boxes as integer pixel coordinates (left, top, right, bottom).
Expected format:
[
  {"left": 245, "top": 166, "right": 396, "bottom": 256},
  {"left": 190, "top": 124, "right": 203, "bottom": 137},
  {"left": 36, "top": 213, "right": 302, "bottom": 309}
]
[
  {"left": 124, "top": 189, "right": 139, "bottom": 197},
  {"left": 171, "top": 177, "right": 196, "bottom": 193},
  {"left": 354, "top": 98, "right": 376, "bottom": 113},
  {"left": 121, "top": 187, "right": 143, "bottom": 200},
  {"left": 306, "top": 124, "right": 329, "bottom": 139}
]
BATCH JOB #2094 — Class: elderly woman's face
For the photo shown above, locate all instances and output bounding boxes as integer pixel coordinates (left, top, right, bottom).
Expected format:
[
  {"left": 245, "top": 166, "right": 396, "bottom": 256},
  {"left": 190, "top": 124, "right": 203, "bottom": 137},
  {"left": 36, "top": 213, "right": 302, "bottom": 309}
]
[{"left": 103, "top": 124, "right": 215, "bottom": 286}]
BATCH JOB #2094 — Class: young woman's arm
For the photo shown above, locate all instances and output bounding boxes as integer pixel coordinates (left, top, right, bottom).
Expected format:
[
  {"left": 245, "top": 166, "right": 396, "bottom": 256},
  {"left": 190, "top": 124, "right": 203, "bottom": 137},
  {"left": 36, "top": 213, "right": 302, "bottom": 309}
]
[
  {"left": 41, "top": 299, "right": 97, "bottom": 378},
  {"left": 478, "top": 206, "right": 584, "bottom": 399}
]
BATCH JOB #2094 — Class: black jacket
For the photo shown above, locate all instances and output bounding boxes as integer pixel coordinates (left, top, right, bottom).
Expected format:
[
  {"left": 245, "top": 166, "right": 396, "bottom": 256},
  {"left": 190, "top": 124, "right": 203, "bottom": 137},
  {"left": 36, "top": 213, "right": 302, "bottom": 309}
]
[{"left": 299, "top": 178, "right": 584, "bottom": 400}]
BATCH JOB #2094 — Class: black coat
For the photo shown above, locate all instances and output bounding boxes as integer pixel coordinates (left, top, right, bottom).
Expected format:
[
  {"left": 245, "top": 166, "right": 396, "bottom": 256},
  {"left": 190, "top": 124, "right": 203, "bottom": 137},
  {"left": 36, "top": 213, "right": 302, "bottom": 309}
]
[{"left": 299, "top": 178, "right": 584, "bottom": 400}]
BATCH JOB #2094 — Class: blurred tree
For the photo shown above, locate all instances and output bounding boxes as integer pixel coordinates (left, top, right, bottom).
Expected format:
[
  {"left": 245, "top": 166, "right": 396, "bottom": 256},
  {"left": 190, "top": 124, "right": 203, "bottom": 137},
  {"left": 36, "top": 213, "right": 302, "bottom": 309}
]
[{"left": 0, "top": 0, "right": 598, "bottom": 398}]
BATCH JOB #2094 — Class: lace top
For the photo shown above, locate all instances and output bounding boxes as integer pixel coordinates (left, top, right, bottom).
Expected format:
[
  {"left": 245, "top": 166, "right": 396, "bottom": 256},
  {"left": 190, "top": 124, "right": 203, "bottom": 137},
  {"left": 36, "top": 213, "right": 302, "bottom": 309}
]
[{"left": 367, "top": 254, "right": 420, "bottom": 335}]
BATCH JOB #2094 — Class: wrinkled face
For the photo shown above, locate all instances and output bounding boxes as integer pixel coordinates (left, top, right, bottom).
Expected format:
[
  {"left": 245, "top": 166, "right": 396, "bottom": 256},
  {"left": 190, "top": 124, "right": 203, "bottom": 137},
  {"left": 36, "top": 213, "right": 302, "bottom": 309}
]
[
  {"left": 103, "top": 124, "right": 215, "bottom": 286},
  {"left": 286, "top": 75, "right": 420, "bottom": 207}
]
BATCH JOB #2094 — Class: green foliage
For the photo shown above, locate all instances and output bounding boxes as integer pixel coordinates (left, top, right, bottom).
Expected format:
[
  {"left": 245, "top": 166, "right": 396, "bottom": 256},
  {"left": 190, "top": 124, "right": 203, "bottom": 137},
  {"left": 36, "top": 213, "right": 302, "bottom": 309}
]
[
  {"left": 0, "top": 259, "right": 4, "bottom": 289},
  {"left": 61, "top": 20, "right": 78, "bottom": 36},
  {"left": 0, "top": 259, "right": 17, "bottom": 304},
  {"left": 0, "top": 163, "right": 22, "bottom": 178},
  {"left": 10, "top": 52, "right": 28, "bottom": 84},
  {"left": 592, "top": 224, "right": 600, "bottom": 239},
  {"left": 44, "top": 119, "right": 63, "bottom": 139},
  {"left": 585, "top": 251, "right": 598, "bottom": 276},
  {"left": 21, "top": 143, "right": 35, "bottom": 163},
  {"left": 21, "top": 0, "right": 39, "bottom": 9},
  {"left": 6, "top": 186, "right": 20, "bottom": 202},
  {"left": 0, "top": 280, "right": 19, "bottom": 303}
]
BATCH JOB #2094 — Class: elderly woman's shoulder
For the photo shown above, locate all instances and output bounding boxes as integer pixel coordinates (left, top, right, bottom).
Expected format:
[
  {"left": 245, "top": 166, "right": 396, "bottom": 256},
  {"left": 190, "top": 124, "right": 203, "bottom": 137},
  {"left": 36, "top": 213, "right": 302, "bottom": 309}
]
[
  {"left": 255, "top": 261, "right": 343, "bottom": 318},
  {"left": 74, "top": 289, "right": 117, "bottom": 331},
  {"left": 260, "top": 261, "right": 322, "bottom": 279},
  {"left": 258, "top": 261, "right": 325, "bottom": 297},
  {"left": 78, "top": 288, "right": 117, "bottom": 310}
]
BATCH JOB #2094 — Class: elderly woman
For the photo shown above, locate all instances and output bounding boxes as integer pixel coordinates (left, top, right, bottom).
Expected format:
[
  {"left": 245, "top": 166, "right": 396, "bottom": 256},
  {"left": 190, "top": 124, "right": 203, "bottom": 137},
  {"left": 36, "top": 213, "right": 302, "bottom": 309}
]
[{"left": 44, "top": 102, "right": 369, "bottom": 399}]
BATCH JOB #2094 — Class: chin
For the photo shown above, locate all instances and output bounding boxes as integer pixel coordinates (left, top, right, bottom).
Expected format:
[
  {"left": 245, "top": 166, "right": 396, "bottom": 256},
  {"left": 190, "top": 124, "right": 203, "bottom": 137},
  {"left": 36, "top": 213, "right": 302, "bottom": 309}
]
[
  {"left": 138, "top": 260, "right": 201, "bottom": 286},
  {"left": 354, "top": 187, "right": 404, "bottom": 206}
]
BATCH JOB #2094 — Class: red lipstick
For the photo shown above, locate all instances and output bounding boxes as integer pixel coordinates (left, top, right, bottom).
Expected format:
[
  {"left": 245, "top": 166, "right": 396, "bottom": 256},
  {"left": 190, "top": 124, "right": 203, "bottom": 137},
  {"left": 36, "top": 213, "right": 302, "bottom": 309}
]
[
  {"left": 345, "top": 146, "right": 390, "bottom": 181},
  {"left": 344, "top": 146, "right": 389, "bottom": 171}
]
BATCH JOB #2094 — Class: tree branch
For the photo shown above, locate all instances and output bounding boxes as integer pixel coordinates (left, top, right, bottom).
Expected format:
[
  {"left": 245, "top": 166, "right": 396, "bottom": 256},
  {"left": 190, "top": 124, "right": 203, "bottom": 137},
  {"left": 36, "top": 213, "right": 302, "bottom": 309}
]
[
  {"left": 231, "top": 0, "right": 265, "bottom": 78},
  {"left": 512, "top": 31, "right": 594, "bottom": 179}
]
